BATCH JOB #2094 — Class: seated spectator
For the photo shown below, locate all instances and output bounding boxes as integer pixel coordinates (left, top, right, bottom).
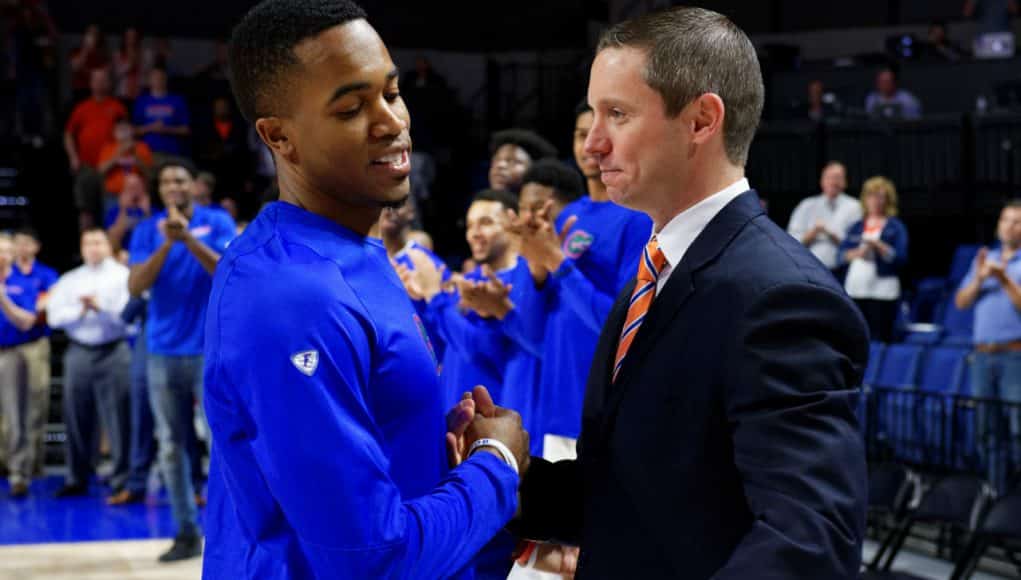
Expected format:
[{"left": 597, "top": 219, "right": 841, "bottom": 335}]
[
  {"left": 923, "top": 20, "right": 967, "bottom": 62},
  {"left": 69, "top": 24, "right": 108, "bottom": 102},
  {"left": 805, "top": 79, "right": 841, "bottom": 122},
  {"left": 839, "top": 176, "right": 909, "bottom": 342},
  {"left": 11, "top": 1, "right": 58, "bottom": 140},
  {"left": 954, "top": 199, "right": 1021, "bottom": 489},
  {"left": 64, "top": 68, "right": 128, "bottom": 231},
  {"left": 133, "top": 66, "right": 191, "bottom": 158},
  {"left": 787, "top": 161, "right": 861, "bottom": 272},
  {"left": 865, "top": 68, "right": 922, "bottom": 120},
  {"left": 97, "top": 119, "right": 153, "bottom": 206},
  {"left": 488, "top": 129, "right": 557, "bottom": 194}
]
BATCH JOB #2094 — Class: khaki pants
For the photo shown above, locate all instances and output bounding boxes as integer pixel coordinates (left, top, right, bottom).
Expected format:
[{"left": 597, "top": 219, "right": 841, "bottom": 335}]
[
  {"left": 0, "top": 348, "right": 30, "bottom": 485},
  {"left": 20, "top": 338, "right": 50, "bottom": 475}
]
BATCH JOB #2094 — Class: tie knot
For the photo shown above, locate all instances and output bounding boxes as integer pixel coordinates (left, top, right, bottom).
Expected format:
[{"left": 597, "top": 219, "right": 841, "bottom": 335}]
[{"left": 637, "top": 237, "right": 667, "bottom": 283}]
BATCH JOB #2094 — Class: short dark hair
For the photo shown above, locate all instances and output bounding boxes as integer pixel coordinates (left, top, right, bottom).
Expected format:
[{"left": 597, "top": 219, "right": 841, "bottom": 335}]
[
  {"left": 81, "top": 227, "right": 108, "bottom": 239},
  {"left": 471, "top": 189, "right": 519, "bottom": 213},
  {"left": 597, "top": 6, "right": 764, "bottom": 166},
  {"left": 228, "top": 0, "right": 367, "bottom": 123},
  {"left": 1004, "top": 199, "right": 1021, "bottom": 211},
  {"left": 13, "top": 226, "right": 39, "bottom": 242},
  {"left": 154, "top": 157, "right": 198, "bottom": 185},
  {"left": 521, "top": 159, "right": 585, "bottom": 206},
  {"left": 489, "top": 129, "right": 558, "bottom": 161}
]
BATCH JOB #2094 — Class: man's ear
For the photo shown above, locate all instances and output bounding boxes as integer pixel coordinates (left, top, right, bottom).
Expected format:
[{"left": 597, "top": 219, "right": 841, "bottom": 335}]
[
  {"left": 255, "top": 117, "right": 297, "bottom": 163},
  {"left": 690, "top": 93, "right": 726, "bottom": 146}
]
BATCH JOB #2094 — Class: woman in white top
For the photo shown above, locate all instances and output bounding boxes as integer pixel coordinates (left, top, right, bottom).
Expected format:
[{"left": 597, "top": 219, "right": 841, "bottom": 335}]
[{"left": 839, "top": 176, "right": 909, "bottom": 342}]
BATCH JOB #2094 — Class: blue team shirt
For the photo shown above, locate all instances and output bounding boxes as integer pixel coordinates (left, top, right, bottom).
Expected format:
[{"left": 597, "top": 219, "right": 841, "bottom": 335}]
[
  {"left": 202, "top": 202, "right": 516, "bottom": 579},
  {"left": 16, "top": 261, "right": 57, "bottom": 341},
  {"left": 129, "top": 205, "right": 236, "bottom": 356},
  {"left": 132, "top": 93, "right": 190, "bottom": 155},
  {"left": 512, "top": 197, "right": 650, "bottom": 441},
  {"left": 0, "top": 269, "right": 40, "bottom": 347}
]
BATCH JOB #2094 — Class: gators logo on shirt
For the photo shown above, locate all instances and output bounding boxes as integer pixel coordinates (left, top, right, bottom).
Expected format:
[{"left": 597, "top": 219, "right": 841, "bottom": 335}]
[
  {"left": 413, "top": 313, "right": 439, "bottom": 374},
  {"left": 562, "top": 230, "right": 594, "bottom": 259}
]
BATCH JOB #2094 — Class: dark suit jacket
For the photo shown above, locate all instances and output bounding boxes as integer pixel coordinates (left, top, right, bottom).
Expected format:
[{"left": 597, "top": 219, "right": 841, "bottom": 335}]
[{"left": 514, "top": 191, "right": 869, "bottom": 579}]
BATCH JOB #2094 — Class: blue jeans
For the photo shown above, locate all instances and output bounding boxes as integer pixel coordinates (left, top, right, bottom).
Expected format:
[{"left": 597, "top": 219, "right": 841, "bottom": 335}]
[
  {"left": 148, "top": 354, "right": 206, "bottom": 537},
  {"left": 125, "top": 330, "right": 155, "bottom": 495},
  {"left": 969, "top": 351, "right": 1021, "bottom": 490}
]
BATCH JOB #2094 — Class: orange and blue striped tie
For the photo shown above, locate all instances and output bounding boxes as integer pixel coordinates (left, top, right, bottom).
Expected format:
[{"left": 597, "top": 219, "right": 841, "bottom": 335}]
[{"left": 613, "top": 237, "right": 667, "bottom": 383}]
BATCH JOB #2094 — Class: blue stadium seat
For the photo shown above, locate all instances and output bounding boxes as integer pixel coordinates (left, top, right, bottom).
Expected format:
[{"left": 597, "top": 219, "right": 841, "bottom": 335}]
[
  {"left": 939, "top": 299, "right": 974, "bottom": 346},
  {"left": 863, "top": 342, "right": 886, "bottom": 387},
  {"left": 948, "top": 244, "right": 982, "bottom": 288},
  {"left": 917, "top": 346, "right": 969, "bottom": 466},
  {"left": 871, "top": 343, "right": 924, "bottom": 464},
  {"left": 908, "top": 276, "right": 948, "bottom": 324}
]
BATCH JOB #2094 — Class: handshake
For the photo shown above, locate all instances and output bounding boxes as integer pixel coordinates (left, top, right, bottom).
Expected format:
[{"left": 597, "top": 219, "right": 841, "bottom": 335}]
[
  {"left": 445, "top": 385, "right": 530, "bottom": 475},
  {"left": 444, "top": 386, "right": 580, "bottom": 576}
]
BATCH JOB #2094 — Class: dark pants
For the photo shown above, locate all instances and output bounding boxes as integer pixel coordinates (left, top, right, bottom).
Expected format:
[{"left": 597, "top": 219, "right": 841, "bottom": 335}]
[
  {"left": 854, "top": 298, "right": 898, "bottom": 343},
  {"left": 62, "top": 341, "right": 131, "bottom": 489},
  {"left": 124, "top": 330, "right": 155, "bottom": 495}
]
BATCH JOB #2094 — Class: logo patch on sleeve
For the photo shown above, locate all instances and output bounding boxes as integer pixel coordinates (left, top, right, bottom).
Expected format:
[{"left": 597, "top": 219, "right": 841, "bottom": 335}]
[
  {"left": 562, "top": 229, "right": 594, "bottom": 259},
  {"left": 291, "top": 350, "right": 320, "bottom": 376}
]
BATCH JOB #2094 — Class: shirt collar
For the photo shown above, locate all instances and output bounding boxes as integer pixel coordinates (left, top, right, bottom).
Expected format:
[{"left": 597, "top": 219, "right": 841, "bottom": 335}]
[
  {"left": 656, "top": 177, "right": 750, "bottom": 270},
  {"left": 266, "top": 201, "right": 381, "bottom": 259}
]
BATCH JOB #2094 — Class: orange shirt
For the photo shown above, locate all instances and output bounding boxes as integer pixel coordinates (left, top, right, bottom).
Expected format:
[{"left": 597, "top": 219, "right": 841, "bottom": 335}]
[
  {"left": 97, "top": 141, "right": 153, "bottom": 194},
  {"left": 65, "top": 98, "right": 127, "bottom": 167}
]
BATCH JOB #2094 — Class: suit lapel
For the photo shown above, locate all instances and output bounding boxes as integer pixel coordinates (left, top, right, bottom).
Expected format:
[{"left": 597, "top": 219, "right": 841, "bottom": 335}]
[{"left": 597, "top": 191, "right": 764, "bottom": 437}]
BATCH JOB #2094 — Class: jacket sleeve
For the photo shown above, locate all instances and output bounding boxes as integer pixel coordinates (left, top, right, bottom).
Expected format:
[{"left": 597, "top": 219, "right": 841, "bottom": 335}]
[
  {"left": 508, "top": 456, "right": 585, "bottom": 546},
  {"left": 836, "top": 221, "right": 863, "bottom": 267},
  {"left": 713, "top": 282, "right": 868, "bottom": 579},
  {"left": 426, "top": 292, "right": 508, "bottom": 368},
  {"left": 204, "top": 267, "right": 519, "bottom": 579}
]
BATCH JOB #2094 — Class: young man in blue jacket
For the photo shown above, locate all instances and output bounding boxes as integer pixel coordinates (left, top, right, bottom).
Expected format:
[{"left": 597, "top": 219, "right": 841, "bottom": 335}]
[{"left": 203, "top": 1, "right": 529, "bottom": 578}]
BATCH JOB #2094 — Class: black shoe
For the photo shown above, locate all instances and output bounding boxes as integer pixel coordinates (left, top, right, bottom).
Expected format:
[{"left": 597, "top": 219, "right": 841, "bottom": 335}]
[
  {"left": 10, "top": 482, "right": 28, "bottom": 499},
  {"left": 158, "top": 533, "right": 202, "bottom": 563},
  {"left": 54, "top": 483, "right": 89, "bottom": 498}
]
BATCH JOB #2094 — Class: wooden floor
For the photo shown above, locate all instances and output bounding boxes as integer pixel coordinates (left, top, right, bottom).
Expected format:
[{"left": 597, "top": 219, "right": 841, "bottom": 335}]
[{"left": 0, "top": 540, "right": 201, "bottom": 580}]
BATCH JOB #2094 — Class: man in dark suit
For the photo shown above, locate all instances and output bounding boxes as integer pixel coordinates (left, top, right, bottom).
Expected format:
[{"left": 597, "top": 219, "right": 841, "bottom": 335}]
[{"left": 457, "top": 6, "right": 869, "bottom": 579}]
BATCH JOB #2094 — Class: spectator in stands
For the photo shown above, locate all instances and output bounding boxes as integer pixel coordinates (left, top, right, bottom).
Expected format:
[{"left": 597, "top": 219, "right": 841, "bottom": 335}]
[
  {"left": 787, "top": 161, "right": 862, "bottom": 272},
  {"left": 865, "top": 68, "right": 922, "bottom": 120},
  {"left": 13, "top": 227, "right": 58, "bottom": 478},
  {"left": 106, "top": 172, "right": 151, "bottom": 254},
  {"left": 954, "top": 200, "right": 1021, "bottom": 486},
  {"left": 839, "top": 176, "right": 908, "bottom": 342},
  {"left": 192, "top": 172, "right": 215, "bottom": 207},
  {"left": 195, "top": 96, "right": 249, "bottom": 196},
  {"left": 47, "top": 229, "right": 131, "bottom": 499},
  {"left": 97, "top": 119, "right": 153, "bottom": 206},
  {"left": 112, "top": 27, "right": 146, "bottom": 104},
  {"left": 69, "top": 24, "right": 109, "bottom": 102},
  {"left": 488, "top": 129, "right": 558, "bottom": 194},
  {"left": 11, "top": 1, "right": 58, "bottom": 140},
  {"left": 194, "top": 39, "right": 231, "bottom": 96},
  {"left": 923, "top": 20, "right": 967, "bottom": 62},
  {"left": 964, "top": 0, "right": 1019, "bottom": 35},
  {"left": 0, "top": 233, "right": 43, "bottom": 499},
  {"left": 805, "top": 79, "right": 841, "bottom": 122},
  {"left": 64, "top": 68, "right": 128, "bottom": 231},
  {"left": 133, "top": 66, "right": 191, "bottom": 158},
  {"left": 127, "top": 158, "right": 236, "bottom": 562}
]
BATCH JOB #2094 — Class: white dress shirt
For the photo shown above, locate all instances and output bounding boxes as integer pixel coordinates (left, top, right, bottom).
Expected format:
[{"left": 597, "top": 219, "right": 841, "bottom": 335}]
[
  {"left": 655, "top": 177, "right": 750, "bottom": 295},
  {"left": 47, "top": 258, "right": 130, "bottom": 345},
  {"left": 786, "top": 193, "right": 862, "bottom": 270}
]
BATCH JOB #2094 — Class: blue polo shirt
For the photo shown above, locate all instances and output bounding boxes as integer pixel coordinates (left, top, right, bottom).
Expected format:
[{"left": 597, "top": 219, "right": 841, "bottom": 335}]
[
  {"left": 132, "top": 93, "right": 190, "bottom": 155},
  {"left": 961, "top": 248, "right": 1021, "bottom": 344},
  {"left": 129, "top": 205, "right": 235, "bottom": 356},
  {"left": 16, "top": 261, "right": 57, "bottom": 341},
  {"left": 202, "top": 202, "right": 516, "bottom": 579},
  {"left": 0, "top": 269, "right": 40, "bottom": 347}
]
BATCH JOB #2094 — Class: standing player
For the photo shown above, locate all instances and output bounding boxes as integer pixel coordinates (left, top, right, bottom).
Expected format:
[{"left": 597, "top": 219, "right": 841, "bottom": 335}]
[{"left": 204, "top": 1, "right": 529, "bottom": 577}]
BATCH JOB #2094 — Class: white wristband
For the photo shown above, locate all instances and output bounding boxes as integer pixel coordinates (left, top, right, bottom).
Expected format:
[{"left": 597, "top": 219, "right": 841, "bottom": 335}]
[{"left": 469, "top": 438, "right": 519, "bottom": 475}]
